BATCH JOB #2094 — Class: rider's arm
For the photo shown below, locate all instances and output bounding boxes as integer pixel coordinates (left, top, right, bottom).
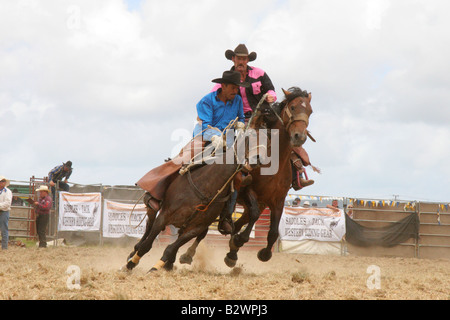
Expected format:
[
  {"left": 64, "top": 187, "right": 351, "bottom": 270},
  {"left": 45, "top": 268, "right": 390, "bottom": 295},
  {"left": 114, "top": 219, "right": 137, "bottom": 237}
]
[{"left": 196, "top": 96, "right": 219, "bottom": 142}]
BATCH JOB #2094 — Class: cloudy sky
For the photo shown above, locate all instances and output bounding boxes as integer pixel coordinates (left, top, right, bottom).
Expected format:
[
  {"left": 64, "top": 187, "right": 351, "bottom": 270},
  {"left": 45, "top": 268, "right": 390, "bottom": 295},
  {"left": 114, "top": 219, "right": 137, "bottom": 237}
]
[{"left": 1, "top": 0, "right": 449, "bottom": 203}]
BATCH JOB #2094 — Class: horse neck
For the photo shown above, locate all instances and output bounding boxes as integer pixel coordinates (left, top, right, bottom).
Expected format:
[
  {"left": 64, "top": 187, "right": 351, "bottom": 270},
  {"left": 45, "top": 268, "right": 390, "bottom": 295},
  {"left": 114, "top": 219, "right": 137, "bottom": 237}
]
[{"left": 271, "top": 120, "right": 292, "bottom": 167}]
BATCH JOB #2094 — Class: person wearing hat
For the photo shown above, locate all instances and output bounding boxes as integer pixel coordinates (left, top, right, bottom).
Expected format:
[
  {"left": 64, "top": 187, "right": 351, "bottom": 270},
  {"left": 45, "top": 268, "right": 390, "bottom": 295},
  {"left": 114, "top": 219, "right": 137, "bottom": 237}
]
[
  {"left": 48, "top": 161, "right": 72, "bottom": 201},
  {"left": 192, "top": 70, "right": 250, "bottom": 234},
  {"left": 221, "top": 45, "right": 316, "bottom": 191},
  {"left": 33, "top": 185, "right": 53, "bottom": 248},
  {"left": 302, "top": 200, "right": 311, "bottom": 208},
  {"left": 219, "top": 44, "right": 277, "bottom": 121},
  {"left": 193, "top": 70, "right": 248, "bottom": 147},
  {"left": 0, "top": 176, "right": 12, "bottom": 250},
  {"left": 139, "top": 71, "right": 249, "bottom": 223}
]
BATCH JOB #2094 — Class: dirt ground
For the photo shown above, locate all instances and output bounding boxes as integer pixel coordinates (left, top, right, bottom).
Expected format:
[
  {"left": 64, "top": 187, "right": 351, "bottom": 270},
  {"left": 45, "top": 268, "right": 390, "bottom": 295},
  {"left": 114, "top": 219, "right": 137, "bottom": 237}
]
[{"left": 0, "top": 242, "right": 448, "bottom": 300}]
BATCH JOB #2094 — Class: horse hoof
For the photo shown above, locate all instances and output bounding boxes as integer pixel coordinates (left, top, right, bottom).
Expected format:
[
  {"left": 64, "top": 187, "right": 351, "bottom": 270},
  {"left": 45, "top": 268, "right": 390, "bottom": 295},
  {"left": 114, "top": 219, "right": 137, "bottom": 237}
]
[
  {"left": 119, "top": 265, "right": 132, "bottom": 273},
  {"left": 163, "top": 262, "right": 174, "bottom": 271},
  {"left": 147, "top": 267, "right": 158, "bottom": 273},
  {"left": 125, "top": 260, "right": 137, "bottom": 270},
  {"left": 224, "top": 253, "right": 237, "bottom": 268},
  {"left": 126, "top": 253, "right": 141, "bottom": 270},
  {"left": 179, "top": 253, "right": 193, "bottom": 265},
  {"left": 257, "top": 249, "right": 272, "bottom": 262},
  {"left": 127, "top": 251, "right": 136, "bottom": 261}
]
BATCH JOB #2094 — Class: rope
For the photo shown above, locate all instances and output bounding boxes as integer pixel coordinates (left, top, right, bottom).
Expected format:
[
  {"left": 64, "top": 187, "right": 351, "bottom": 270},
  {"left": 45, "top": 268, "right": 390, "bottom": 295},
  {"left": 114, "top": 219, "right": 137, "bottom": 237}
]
[
  {"left": 246, "top": 93, "right": 268, "bottom": 129},
  {"left": 129, "top": 191, "right": 147, "bottom": 229},
  {"left": 195, "top": 165, "right": 242, "bottom": 212}
]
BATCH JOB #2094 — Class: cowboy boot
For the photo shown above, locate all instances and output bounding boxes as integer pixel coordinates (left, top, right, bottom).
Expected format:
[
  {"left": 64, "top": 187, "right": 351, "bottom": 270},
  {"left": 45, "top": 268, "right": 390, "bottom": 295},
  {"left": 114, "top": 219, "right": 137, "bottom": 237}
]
[
  {"left": 300, "top": 177, "right": 314, "bottom": 187},
  {"left": 218, "top": 190, "right": 237, "bottom": 235},
  {"left": 143, "top": 192, "right": 161, "bottom": 212},
  {"left": 241, "top": 173, "right": 253, "bottom": 187},
  {"left": 218, "top": 216, "right": 233, "bottom": 235}
]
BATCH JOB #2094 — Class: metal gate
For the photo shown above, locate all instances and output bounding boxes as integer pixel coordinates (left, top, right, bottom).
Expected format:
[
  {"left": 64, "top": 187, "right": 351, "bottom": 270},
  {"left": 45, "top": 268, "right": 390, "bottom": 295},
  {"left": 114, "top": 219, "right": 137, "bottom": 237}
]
[{"left": 8, "top": 176, "right": 58, "bottom": 242}]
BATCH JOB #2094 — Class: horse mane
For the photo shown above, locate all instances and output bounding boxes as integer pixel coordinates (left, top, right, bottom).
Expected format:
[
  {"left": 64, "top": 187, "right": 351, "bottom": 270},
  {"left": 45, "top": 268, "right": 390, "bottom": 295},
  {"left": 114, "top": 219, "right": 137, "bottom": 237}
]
[{"left": 281, "top": 86, "right": 310, "bottom": 105}]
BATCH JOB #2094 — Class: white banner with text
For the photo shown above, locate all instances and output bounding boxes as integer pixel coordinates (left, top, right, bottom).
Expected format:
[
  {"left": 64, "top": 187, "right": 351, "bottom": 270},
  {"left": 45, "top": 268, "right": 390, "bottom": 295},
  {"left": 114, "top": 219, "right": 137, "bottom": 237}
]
[
  {"left": 278, "top": 207, "right": 346, "bottom": 242},
  {"left": 58, "top": 192, "right": 102, "bottom": 231},
  {"left": 102, "top": 200, "right": 148, "bottom": 238}
]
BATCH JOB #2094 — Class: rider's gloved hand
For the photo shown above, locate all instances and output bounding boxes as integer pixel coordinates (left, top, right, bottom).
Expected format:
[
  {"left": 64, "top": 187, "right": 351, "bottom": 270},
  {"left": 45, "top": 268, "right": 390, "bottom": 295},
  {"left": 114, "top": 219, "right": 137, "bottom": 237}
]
[
  {"left": 235, "top": 121, "right": 245, "bottom": 134},
  {"left": 211, "top": 135, "right": 224, "bottom": 149}
]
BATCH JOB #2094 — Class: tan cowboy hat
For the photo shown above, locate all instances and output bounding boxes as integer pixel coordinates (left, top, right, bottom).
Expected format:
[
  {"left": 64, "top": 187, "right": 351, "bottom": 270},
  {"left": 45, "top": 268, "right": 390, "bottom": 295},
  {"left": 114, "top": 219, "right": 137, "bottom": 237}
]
[
  {"left": 36, "top": 185, "right": 50, "bottom": 193},
  {"left": 0, "top": 176, "right": 10, "bottom": 187},
  {"left": 225, "top": 44, "right": 257, "bottom": 62}
]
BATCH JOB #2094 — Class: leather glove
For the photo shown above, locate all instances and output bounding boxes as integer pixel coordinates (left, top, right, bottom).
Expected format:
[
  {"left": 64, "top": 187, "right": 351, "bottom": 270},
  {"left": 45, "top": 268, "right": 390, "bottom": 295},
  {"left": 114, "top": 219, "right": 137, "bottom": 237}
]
[
  {"left": 235, "top": 121, "right": 245, "bottom": 130},
  {"left": 211, "top": 135, "right": 224, "bottom": 149},
  {"left": 235, "top": 121, "right": 245, "bottom": 136}
]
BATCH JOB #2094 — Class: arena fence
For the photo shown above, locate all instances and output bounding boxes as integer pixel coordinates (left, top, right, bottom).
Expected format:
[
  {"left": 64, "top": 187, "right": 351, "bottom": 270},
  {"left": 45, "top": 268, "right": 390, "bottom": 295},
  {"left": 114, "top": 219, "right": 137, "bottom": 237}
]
[
  {"left": 346, "top": 197, "right": 449, "bottom": 260},
  {"left": 7, "top": 178, "right": 450, "bottom": 260}
]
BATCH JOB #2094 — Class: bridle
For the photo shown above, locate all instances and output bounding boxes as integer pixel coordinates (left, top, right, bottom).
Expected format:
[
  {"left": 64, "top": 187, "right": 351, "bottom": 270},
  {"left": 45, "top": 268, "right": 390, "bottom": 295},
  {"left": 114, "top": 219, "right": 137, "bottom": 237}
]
[
  {"left": 265, "top": 94, "right": 315, "bottom": 142},
  {"left": 281, "top": 100, "right": 310, "bottom": 131}
]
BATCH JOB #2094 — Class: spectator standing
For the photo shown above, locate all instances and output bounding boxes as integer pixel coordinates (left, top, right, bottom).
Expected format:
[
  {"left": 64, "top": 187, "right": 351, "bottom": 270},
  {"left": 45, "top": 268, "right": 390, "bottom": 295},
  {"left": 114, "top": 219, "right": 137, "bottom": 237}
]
[
  {"left": 0, "top": 176, "right": 12, "bottom": 250},
  {"left": 34, "top": 185, "right": 53, "bottom": 248}
]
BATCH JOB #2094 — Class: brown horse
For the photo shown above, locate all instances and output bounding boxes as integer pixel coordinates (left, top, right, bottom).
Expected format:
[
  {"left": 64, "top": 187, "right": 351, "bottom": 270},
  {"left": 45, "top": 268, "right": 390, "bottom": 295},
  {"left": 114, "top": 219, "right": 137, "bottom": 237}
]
[
  {"left": 123, "top": 129, "right": 263, "bottom": 272},
  {"left": 179, "top": 87, "right": 313, "bottom": 267}
]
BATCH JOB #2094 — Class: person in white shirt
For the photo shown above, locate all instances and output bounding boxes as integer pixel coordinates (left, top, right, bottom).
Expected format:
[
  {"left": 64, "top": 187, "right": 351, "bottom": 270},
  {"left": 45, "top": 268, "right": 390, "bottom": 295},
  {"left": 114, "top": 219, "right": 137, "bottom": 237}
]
[{"left": 0, "top": 176, "right": 12, "bottom": 250}]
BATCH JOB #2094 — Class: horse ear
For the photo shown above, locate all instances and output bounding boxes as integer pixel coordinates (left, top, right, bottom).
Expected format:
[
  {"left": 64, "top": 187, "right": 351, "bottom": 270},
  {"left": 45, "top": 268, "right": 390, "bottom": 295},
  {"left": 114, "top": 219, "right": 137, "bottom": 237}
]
[
  {"left": 308, "top": 92, "right": 312, "bottom": 102},
  {"left": 282, "top": 88, "right": 291, "bottom": 97}
]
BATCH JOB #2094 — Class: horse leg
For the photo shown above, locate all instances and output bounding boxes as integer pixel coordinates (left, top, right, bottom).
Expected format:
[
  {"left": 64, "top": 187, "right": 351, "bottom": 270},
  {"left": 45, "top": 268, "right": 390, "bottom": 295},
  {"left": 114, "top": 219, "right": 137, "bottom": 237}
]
[
  {"left": 232, "top": 207, "right": 250, "bottom": 234},
  {"left": 225, "top": 191, "right": 260, "bottom": 268},
  {"left": 257, "top": 202, "right": 283, "bottom": 262},
  {"left": 127, "top": 207, "right": 158, "bottom": 261},
  {"left": 148, "top": 227, "right": 200, "bottom": 273},
  {"left": 125, "top": 212, "right": 166, "bottom": 271},
  {"left": 179, "top": 228, "right": 208, "bottom": 265}
]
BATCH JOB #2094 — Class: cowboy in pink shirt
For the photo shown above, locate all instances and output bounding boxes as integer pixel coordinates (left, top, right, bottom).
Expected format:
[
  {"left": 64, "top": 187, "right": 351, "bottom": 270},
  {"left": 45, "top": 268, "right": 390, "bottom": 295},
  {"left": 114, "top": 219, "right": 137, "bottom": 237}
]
[
  {"left": 219, "top": 44, "right": 317, "bottom": 191},
  {"left": 212, "top": 44, "right": 277, "bottom": 121}
]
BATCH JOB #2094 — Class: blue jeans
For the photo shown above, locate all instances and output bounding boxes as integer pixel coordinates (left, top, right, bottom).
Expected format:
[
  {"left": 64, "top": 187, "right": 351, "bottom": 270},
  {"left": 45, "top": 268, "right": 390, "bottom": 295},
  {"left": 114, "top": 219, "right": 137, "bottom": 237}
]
[
  {"left": 227, "top": 190, "right": 238, "bottom": 215},
  {"left": 0, "top": 211, "right": 9, "bottom": 250},
  {"left": 51, "top": 181, "right": 70, "bottom": 204}
]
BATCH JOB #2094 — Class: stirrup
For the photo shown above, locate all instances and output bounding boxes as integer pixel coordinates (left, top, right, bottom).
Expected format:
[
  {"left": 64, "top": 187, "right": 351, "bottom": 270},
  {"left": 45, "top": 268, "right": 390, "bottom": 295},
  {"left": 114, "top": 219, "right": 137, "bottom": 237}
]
[
  {"left": 300, "top": 178, "right": 314, "bottom": 187},
  {"left": 218, "top": 217, "right": 234, "bottom": 235},
  {"left": 241, "top": 174, "right": 253, "bottom": 187},
  {"left": 143, "top": 193, "right": 161, "bottom": 211},
  {"left": 291, "top": 180, "right": 302, "bottom": 191}
]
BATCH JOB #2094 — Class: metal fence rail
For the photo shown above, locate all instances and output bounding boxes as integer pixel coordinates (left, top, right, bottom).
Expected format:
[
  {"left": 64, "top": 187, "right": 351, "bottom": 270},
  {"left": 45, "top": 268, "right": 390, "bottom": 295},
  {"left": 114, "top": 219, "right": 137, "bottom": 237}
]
[{"left": 7, "top": 178, "right": 450, "bottom": 259}]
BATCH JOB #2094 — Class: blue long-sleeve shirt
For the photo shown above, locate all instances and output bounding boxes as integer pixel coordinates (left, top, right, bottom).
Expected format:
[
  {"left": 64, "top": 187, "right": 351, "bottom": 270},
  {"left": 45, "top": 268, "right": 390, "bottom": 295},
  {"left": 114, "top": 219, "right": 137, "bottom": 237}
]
[
  {"left": 48, "top": 165, "right": 72, "bottom": 183},
  {"left": 193, "top": 89, "right": 245, "bottom": 141}
]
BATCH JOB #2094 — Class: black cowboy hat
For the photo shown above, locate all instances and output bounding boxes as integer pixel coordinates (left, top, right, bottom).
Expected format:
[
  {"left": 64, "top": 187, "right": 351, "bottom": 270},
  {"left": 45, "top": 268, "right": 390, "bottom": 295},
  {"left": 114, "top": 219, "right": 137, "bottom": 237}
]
[
  {"left": 211, "top": 71, "right": 249, "bottom": 87},
  {"left": 225, "top": 44, "right": 257, "bottom": 62},
  {"left": 64, "top": 160, "right": 72, "bottom": 168}
]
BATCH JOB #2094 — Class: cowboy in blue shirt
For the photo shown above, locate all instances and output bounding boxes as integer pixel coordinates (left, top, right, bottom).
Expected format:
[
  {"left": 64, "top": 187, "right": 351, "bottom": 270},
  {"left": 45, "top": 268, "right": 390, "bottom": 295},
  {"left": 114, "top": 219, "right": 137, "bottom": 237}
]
[
  {"left": 193, "top": 71, "right": 247, "bottom": 146},
  {"left": 193, "top": 71, "right": 251, "bottom": 235}
]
